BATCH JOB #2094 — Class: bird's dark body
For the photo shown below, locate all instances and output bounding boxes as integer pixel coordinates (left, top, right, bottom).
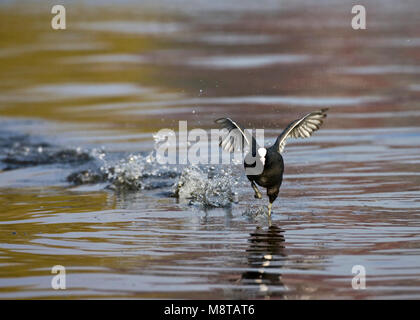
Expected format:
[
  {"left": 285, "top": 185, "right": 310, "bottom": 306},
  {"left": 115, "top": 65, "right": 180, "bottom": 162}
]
[{"left": 244, "top": 146, "right": 284, "bottom": 203}]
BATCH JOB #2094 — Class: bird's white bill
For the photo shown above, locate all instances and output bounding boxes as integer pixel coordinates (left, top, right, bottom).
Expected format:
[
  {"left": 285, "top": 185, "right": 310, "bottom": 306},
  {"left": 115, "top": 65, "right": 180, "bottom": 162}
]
[{"left": 258, "top": 147, "right": 267, "bottom": 166}]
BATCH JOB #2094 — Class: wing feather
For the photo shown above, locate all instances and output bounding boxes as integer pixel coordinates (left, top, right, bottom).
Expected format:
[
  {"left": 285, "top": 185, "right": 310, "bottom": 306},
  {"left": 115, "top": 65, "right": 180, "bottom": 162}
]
[
  {"left": 215, "top": 118, "right": 257, "bottom": 153},
  {"left": 274, "top": 108, "right": 328, "bottom": 153}
]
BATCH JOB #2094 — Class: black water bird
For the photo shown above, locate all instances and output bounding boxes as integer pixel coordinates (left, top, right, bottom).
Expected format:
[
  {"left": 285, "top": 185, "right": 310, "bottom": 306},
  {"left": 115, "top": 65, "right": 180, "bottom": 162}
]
[{"left": 215, "top": 109, "right": 328, "bottom": 217}]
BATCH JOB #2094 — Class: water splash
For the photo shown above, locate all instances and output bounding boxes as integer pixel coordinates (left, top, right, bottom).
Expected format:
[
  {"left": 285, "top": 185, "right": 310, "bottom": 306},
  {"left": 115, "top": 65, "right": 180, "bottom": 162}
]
[
  {"left": 97, "top": 153, "right": 179, "bottom": 191},
  {"left": 242, "top": 204, "right": 270, "bottom": 222},
  {"left": 59, "top": 131, "right": 241, "bottom": 208},
  {"left": 97, "top": 131, "right": 180, "bottom": 191},
  {"left": 67, "top": 169, "right": 106, "bottom": 185},
  {"left": 173, "top": 165, "right": 238, "bottom": 208}
]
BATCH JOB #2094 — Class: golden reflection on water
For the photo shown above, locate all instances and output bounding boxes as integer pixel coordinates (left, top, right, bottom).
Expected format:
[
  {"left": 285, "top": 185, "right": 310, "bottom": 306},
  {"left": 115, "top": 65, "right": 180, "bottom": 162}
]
[{"left": 0, "top": 4, "right": 177, "bottom": 132}]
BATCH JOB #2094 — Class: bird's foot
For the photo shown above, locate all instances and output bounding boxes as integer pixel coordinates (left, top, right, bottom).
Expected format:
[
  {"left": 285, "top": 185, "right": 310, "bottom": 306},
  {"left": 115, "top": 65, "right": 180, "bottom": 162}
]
[{"left": 254, "top": 192, "right": 262, "bottom": 199}]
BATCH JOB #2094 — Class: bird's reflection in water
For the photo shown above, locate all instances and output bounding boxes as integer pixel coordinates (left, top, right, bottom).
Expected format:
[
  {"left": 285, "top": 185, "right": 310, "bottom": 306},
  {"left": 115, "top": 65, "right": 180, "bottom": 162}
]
[{"left": 239, "top": 224, "right": 287, "bottom": 298}]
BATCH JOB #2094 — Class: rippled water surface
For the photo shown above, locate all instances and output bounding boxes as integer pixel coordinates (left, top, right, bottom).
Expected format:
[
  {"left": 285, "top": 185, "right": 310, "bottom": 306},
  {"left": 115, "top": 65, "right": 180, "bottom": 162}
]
[{"left": 0, "top": 0, "right": 420, "bottom": 299}]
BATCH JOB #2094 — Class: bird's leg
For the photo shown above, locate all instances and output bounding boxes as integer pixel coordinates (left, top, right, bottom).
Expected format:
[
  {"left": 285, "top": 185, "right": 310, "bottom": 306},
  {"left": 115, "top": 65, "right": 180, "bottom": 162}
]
[
  {"left": 267, "top": 187, "right": 279, "bottom": 218},
  {"left": 250, "top": 181, "right": 262, "bottom": 199}
]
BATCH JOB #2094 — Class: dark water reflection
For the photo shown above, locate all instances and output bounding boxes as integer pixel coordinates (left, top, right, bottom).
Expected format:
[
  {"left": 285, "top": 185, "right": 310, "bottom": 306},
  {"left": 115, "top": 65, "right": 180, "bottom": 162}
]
[
  {"left": 239, "top": 225, "right": 287, "bottom": 298},
  {"left": 0, "top": 0, "right": 420, "bottom": 299}
]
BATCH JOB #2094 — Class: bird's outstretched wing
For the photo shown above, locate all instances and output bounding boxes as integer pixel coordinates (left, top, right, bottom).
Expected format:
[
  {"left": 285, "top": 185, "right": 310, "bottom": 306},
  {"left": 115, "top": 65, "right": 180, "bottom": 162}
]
[
  {"left": 214, "top": 118, "right": 258, "bottom": 153},
  {"left": 273, "top": 108, "right": 328, "bottom": 153}
]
